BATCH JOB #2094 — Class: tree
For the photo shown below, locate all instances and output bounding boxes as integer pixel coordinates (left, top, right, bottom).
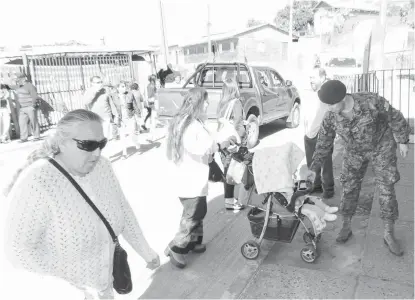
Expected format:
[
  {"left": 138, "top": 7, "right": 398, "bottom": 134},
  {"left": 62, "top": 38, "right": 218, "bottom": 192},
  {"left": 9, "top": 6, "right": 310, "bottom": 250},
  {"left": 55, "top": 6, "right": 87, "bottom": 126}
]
[
  {"left": 247, "top": 19, "right": 266, "bottom": 27},
  {"left": 274, "top": 1, "right": 318, "bottom": 33},
  {"left": 387, "top": 0, "right": 414, "bottom": 29},
  {"left": 400, "top": 0, "right": 414, "bottom": 29}
]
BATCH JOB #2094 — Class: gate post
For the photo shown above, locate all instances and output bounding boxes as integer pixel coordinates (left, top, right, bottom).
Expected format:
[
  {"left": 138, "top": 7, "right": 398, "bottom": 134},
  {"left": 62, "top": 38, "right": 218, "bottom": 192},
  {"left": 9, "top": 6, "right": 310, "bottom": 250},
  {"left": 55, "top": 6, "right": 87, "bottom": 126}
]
[
  {"left": 128, "top": 52, "right": 134, "bottom": 82},
  {"left": 22, "top": 54, "right": 31, "bottom": 82}
]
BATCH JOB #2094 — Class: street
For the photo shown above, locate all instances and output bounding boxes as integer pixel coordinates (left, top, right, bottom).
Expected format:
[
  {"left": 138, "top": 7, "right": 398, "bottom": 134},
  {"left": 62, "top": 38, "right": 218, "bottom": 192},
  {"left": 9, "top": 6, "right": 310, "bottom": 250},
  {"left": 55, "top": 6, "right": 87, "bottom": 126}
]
[{"left": 0, "top": 115, "right": 414, "bottom": 299}]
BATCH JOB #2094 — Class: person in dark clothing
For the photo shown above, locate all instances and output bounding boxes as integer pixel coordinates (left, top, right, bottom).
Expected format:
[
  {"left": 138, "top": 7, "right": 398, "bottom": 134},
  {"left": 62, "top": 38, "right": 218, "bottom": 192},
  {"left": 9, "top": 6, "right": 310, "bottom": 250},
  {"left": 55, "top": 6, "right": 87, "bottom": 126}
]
[
  {"left": 142, "top": 76, "right": 157, "bottom": 132},
  {"left": 157, "top": 64, "right": 174, "bottom": 88}
]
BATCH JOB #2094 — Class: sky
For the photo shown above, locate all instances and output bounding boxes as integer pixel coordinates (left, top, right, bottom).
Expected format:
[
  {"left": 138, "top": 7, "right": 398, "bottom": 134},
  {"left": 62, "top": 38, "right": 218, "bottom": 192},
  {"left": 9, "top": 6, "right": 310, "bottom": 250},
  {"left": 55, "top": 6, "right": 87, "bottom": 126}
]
[{"left": 0, "top": 0, "right": 288, "bottom": 49}]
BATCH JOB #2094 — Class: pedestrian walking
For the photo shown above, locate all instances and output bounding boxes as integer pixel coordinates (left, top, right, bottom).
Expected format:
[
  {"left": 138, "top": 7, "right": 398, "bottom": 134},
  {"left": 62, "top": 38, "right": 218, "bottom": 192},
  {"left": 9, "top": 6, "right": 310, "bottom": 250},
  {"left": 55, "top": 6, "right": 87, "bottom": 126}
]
[
  {"left": 84, "top": 76, "right": 118, "bottom": 140},
  {"left": 4, "top": 109, "right": 160, "bottom": 299},
  {"left": 217, "top": 78, "right": 246, "bottom": 211},
  {"left": 305, "top": 80, "right": 411, "bottom": 256},
  {"left": 142, "top": 75, "right": 158, "bottom": 141},
  {"left": 130, "top": 82, "right": 144, "bottom": 128},
  {"left": 13, "top": 73, "right": 40, "bottom": 142},
  {"left": 164, "top": 87, "right": 234, "bottom": 268},
  {"left": 303, "top": 67, "right": 335, "bottom": 198},
  {"left": 113, "top": 81, "right": 141, "bottom": 159}
]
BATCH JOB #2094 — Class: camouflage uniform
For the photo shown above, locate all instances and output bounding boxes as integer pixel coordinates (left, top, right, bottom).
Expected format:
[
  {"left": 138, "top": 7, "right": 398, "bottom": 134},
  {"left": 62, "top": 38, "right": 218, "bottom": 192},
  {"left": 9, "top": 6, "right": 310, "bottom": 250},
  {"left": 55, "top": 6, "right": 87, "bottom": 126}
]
[{"left": 310, "top": 92, "right": 410, "bottom": 221}]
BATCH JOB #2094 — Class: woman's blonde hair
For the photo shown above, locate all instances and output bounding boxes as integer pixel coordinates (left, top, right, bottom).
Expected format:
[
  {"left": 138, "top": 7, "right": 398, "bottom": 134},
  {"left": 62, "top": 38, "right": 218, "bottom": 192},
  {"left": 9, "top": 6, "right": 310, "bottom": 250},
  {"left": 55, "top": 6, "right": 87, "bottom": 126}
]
[
  {"left": 217, "top": 78, "right": 240, "bottom": 117},
  {"left": 3, "top": 109, "right": 102, "bottom": 196},
  {"left": 166, "top": 87, "right": 208, "bottom": 163}
]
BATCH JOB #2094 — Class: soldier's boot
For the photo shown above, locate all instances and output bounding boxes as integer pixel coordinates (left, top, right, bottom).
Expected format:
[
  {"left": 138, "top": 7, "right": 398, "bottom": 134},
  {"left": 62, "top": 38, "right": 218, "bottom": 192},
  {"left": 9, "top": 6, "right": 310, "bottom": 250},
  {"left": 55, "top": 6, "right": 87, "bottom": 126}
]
[
  {"left": 336, "top": 215, "right": 353, "bottom": 243},
  {"left": 383, "top": 220, "right": 403, "bottom": 256}
]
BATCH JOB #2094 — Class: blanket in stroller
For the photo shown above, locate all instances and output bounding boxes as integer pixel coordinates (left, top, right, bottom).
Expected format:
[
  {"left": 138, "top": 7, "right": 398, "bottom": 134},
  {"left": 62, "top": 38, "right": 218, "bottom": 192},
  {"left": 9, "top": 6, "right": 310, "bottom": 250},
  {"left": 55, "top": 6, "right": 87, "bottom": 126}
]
[{"left": 252, "top": 142, "right": 304, "bottom": 195}]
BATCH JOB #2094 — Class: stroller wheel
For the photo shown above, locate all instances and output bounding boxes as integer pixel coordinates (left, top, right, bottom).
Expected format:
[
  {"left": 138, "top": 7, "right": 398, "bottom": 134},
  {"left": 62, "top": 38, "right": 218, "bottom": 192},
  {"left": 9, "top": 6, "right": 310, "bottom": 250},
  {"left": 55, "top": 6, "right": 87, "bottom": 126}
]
[
  {"left": 300, "top": 244, "right": 318, "bottom": 263},
  {"left": 241, "top": 240, "right": 260, "bottom": 260}
]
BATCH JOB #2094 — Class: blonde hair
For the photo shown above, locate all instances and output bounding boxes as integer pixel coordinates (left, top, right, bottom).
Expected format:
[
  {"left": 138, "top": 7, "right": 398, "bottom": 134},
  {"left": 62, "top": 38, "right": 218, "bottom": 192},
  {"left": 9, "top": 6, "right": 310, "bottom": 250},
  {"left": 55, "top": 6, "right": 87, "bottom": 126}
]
[
  {"left": 217, "top": 78, "right": 240, "bottom": 117},
  {"left": 3, "top": 109, "right": 102, "bottom": 196},
  {"left": 166, "top": 87, "right": 208, "bottom": 163}
]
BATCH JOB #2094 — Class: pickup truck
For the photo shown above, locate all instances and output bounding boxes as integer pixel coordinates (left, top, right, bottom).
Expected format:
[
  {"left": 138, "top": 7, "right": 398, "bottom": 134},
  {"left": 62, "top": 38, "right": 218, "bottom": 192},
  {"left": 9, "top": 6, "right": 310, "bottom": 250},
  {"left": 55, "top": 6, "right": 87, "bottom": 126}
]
[{"left": 157, "top": 62, "right": 301, "bottom": 128}]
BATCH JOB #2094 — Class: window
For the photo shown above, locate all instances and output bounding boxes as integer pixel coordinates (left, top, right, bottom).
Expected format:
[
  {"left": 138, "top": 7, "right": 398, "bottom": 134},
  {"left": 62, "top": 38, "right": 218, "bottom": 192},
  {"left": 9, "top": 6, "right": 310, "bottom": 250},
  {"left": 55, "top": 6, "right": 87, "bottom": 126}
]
[
  {"left": 408, "top": 31, "right": 414, "bottom": 49},
  {"left": 269, "top": 70, "right": 284, "bottom": 87},
  {"left": 282, "top": 42, "right": 288, "bottom": 61},
  {"left": 257, "top": 70, "right": 272, "bottom": 88},
  {"left": 197, "top": 65, "right": 252, "bottom": 88},
  {"left": 221, "top": 42, "right": 231, "bottom": 52}
]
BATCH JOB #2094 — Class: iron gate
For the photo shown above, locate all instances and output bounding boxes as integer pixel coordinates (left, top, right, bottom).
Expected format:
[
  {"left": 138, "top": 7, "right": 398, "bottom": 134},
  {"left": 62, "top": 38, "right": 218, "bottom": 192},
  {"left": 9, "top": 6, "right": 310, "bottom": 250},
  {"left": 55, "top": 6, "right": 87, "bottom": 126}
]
[
  {"left": 30, "top": 53, "right": 133, "bottom": 130},
  {"left": 336, "top": 69, "right": 415, "bottom": 134}
]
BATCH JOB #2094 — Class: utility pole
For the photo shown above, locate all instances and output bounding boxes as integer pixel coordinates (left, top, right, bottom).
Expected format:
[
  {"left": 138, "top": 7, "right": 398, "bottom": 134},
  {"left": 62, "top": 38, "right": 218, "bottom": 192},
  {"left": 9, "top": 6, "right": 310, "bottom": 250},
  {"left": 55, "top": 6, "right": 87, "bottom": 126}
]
[
  {"left": 379, "top": 0, "right": 387, "bottom": 69},
  {"left": 207, "top": 4, "right": 212, "bottom": 61},
  {"left": 288, "top": 0, "right": 294, "bottom": 64},
  {"left": 159, "top": 0, "right": 169, "bottom": 67}
]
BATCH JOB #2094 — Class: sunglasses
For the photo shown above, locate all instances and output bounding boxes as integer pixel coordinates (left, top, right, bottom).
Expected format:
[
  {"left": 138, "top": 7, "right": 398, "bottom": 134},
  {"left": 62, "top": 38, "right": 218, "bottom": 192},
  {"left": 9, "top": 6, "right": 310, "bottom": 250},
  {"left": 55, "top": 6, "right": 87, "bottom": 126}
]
[{"left": 73, "top": 138, "right": 108, "bottom": 152}]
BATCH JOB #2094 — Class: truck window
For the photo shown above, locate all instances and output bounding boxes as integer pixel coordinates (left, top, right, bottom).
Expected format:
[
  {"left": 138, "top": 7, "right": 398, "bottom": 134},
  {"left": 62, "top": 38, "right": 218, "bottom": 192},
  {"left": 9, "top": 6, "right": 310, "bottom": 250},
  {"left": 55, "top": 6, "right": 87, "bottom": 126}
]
[
  {"left": 198, "top": 67, "right": 214, "bottom": 87},
  {"left": 269, "top": 70, "right": 284, "bottom": 87},
  {"left": 198, "top": 65, "right": 252, "bottom": 88},
  {"left": 257, "top": 70, "right": 271, "bottom": 88}
]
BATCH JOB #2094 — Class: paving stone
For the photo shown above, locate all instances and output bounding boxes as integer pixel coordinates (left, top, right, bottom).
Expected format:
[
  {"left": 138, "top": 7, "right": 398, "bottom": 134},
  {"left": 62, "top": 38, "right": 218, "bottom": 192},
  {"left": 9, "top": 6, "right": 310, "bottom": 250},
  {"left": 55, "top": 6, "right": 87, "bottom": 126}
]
[
  {"left": 363, "top": 219, "right": 414, "bottom": 286},
  {"left": 355, "top": 276, "right": 414, "bottom": 299},
  {"left": 239, "top": 264, "right": 357, "bottom": 299},
  {"left": 263, "top": 215, "right": 368, "bottom": 276}
]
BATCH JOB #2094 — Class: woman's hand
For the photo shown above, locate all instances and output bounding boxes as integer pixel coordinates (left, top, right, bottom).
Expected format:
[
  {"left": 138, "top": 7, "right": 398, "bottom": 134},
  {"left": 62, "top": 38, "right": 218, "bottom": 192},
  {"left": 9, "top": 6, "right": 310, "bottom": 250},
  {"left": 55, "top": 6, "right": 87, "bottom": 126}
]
[{"left": 146, "top": 254, "right": 160, "bottom": 270}]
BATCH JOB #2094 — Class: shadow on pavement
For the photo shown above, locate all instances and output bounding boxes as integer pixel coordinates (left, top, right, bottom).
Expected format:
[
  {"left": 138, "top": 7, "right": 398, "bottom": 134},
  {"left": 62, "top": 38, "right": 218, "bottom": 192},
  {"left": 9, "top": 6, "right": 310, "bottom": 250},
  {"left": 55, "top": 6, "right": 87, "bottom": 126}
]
[
  {"left": 138, "top": 189, "right": 256, "bottom": 299},
  {"left": 258, "top": 119, "right": 289, "bottom": 140},
  {"left": 109, "top": 142, "right": 161, "bottom": 163}
]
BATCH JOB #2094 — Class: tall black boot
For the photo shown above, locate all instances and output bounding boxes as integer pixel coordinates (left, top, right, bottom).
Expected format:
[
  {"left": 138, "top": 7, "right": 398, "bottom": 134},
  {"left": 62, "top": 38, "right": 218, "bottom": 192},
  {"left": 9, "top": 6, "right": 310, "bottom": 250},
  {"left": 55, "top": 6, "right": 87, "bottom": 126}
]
[
  {"left": 383, "top": 220, "right": 403, "bottom": 256},
  {"left": 336, "top": 215, "right": 353, "bottom": 243}
]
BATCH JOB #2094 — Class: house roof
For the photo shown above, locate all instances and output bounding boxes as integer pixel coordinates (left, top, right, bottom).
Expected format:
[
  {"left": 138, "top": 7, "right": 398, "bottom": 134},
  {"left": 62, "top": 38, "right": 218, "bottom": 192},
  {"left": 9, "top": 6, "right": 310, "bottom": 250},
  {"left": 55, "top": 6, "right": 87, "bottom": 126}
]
[
  {"left": 179, "top": 23, "right": 298, "bottom": 48},
  {"left": 0, "top": 45, "right": 154, "bottom": 59},
  {"left": 313, "top": 0, "right": 380, "bottom": 12}
]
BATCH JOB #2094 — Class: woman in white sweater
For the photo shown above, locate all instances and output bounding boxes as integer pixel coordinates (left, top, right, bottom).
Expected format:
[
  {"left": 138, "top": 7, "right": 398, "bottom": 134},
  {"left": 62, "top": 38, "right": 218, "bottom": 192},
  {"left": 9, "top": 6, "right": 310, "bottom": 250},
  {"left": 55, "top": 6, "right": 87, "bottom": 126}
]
[
  {"left": 4, "top": 109, "right": 159, "bottom": 299},
  {"left": 164, "top": 88, "right": 233, "bottom": 269}
]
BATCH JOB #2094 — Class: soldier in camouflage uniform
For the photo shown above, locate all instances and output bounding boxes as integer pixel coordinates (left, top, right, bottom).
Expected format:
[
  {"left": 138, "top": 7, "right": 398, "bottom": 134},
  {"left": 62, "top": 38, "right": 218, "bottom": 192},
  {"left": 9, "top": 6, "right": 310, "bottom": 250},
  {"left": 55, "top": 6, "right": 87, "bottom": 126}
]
[{"left": 306, "top": 80, "right": 410, "bottom": 256}]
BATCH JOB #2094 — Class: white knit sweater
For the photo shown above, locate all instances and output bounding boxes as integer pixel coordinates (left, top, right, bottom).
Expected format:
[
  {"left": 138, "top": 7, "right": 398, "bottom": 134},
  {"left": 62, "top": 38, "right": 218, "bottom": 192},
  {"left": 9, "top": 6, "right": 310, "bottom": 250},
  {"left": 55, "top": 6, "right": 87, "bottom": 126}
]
[{"left": 5, "top": 157, "right": 155, "bottom": 292}]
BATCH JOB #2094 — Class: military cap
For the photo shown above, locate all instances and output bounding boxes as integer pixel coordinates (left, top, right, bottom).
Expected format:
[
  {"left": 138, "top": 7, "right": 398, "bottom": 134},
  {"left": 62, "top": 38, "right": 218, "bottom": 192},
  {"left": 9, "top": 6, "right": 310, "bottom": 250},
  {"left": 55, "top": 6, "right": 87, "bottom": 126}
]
[{"left": 318, "top": 80, "right": 347, "bottom": 105}]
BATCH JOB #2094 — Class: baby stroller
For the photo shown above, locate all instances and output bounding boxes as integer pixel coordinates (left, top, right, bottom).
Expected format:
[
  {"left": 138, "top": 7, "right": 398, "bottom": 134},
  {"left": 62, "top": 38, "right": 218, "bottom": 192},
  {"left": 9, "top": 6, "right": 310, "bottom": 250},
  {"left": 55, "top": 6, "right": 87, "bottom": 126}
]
[{"left": 235, "top": 149, "right": 324, "bottom": 264}]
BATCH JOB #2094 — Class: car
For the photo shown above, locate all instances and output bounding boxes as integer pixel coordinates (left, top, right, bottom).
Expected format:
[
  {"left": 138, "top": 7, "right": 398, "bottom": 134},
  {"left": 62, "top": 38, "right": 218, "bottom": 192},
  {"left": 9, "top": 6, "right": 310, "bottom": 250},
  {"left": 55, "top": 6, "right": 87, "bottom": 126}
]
[{"left": 157, "top": 62, "right": 302, "bottom": 128}]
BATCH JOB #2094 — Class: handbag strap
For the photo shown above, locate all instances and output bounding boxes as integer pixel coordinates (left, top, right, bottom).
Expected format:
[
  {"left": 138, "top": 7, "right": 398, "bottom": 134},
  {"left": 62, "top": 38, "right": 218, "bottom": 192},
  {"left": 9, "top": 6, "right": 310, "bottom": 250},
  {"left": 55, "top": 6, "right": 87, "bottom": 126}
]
[{"left": 47, "top": 158, "right": 118, "bottom": 244}]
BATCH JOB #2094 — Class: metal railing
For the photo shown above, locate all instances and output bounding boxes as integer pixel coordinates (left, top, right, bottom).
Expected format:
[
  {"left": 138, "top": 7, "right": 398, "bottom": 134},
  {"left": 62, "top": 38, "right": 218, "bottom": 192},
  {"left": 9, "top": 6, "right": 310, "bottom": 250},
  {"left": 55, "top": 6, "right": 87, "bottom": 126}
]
[
  {"left": 335, "top": 69, "right": 414, "bottom": 134},
  {"left": 30, "top": 54, "right": 132, "bottom": 130}
]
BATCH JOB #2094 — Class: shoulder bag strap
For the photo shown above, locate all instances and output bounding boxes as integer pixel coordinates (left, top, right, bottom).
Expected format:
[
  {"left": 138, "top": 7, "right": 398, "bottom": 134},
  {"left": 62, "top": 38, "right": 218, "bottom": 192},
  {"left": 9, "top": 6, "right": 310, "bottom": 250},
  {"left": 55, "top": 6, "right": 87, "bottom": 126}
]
[{"left": 47, "top": 158, "right": 118, "bottom": 244}]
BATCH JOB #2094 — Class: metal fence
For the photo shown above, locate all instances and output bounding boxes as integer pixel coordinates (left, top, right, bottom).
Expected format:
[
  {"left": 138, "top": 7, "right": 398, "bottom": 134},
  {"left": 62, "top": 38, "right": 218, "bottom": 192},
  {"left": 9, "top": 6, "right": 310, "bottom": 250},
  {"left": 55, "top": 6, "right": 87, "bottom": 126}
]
[
  {"left": 335, "top": 69, "right": 415, "bottom": 134},
  {"left": 30, "top": 54, "right": 132, "bottom": 130}
]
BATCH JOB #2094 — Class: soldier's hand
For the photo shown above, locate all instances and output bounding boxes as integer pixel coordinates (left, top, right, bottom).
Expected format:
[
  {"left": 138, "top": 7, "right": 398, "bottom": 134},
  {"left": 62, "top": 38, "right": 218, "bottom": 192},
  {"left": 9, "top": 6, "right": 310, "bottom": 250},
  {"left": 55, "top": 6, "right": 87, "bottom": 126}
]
[
  {"left": 306, "top": 170, "right": 317, "bottom": 183},
  {"left": 399, "top": 143, "right": 409, "bottom": 158}
]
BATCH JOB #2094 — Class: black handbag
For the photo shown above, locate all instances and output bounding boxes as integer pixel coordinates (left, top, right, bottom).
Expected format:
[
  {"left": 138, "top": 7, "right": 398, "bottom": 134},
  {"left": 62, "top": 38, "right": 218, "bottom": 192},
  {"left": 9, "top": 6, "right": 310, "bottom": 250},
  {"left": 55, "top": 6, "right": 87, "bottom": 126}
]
[
  {"left": 208, "top": 158, "right": 225, "bottom": 183},
  {"left": 47, "top": 158, "right": 133, "bottom": 295}
]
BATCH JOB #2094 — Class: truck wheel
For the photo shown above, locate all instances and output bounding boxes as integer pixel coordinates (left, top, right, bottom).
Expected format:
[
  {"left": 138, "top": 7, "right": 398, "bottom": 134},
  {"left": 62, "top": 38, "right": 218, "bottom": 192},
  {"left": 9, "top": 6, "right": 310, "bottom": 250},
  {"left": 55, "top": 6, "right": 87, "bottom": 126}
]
[
  {"left": 286, "top": 102, "right": 300, "bottom": 128},
  {"left": 246, "top": 114, "right": 259, "bottom": 149}
]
